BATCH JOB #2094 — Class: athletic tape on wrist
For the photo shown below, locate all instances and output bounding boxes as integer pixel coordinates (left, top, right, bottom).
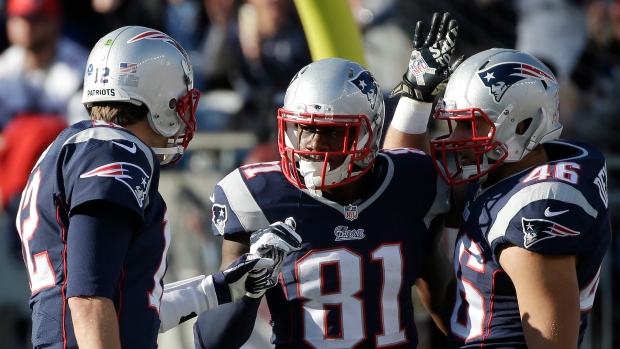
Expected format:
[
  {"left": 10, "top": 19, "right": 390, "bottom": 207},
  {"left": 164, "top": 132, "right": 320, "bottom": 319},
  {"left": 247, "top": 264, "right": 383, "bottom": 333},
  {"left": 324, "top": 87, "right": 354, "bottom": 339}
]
[{"left": 391, "top": 97, "right": 433, "bottom": 134}]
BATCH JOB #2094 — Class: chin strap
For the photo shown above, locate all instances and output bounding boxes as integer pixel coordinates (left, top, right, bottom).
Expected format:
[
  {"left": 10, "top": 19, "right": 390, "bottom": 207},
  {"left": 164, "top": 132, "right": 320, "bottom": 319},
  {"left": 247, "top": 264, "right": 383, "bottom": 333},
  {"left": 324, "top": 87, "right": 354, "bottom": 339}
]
[
  {"left": 307, "top": 189, "right": 323, "bottom": 197},
  {"left": 298, "top": 162, "right": 323, "bottom": 197},
  {"left": 298, "top": 160, "right": 325, "bottom": 191},
  {"left": 461, "top": 155, "right": 490, "bottom": 184},
  {"left": 152, "top": 145, "right": 183, "bottom": 165},
  {"left": 297, "top": 157, "right": 362, "bottom": 197}
]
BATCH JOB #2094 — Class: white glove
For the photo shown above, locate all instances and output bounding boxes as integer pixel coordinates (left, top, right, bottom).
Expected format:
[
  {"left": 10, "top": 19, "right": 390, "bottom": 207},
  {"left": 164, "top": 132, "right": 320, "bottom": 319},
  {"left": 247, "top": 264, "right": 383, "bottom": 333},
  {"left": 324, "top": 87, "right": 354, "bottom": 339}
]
[{"left": 247, "top": 217, "right": 302, "bottom": 296}]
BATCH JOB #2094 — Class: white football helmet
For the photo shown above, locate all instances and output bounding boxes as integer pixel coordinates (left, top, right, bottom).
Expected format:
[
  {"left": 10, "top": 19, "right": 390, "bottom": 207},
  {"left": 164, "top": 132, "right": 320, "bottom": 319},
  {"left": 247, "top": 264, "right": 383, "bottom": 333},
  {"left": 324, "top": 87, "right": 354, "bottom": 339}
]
[
  {"left": 278, "top": 58, "right": 385, "bottom": 193},
  {"left": 431, "top": 48, "right": 563, "bottom": 185},
  {"left": 82, "top": 26, "right": 200, "bottom": 164}
]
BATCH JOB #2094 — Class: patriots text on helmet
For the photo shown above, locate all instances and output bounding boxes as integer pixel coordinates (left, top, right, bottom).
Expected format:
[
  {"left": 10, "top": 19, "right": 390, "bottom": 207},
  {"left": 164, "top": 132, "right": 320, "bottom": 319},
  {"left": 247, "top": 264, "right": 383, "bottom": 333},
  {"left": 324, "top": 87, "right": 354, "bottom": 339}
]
[{"left": 87, "top": 89, "right": 116, "bottom": 97}]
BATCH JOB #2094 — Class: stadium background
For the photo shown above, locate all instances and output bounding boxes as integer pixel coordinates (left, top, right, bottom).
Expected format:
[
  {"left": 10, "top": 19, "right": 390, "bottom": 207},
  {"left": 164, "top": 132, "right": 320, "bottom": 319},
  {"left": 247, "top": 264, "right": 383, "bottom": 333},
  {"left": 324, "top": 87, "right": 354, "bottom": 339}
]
[{"left": 0, "top": 0, "right": 617, "bottom": 348}]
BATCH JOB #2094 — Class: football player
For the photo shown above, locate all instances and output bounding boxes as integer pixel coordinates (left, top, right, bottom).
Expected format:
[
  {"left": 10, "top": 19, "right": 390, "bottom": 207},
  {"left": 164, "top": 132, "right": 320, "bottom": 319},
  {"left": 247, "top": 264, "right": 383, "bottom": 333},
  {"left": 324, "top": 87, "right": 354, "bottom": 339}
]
[
  {"left": 15, "top": 26, "right": 296, "bottom": 349},
  {"left": 193, "top": 51, "right": 458, "bottom": 349},
  {"left": 385, "top": 29, "right": 612, "bottom": 349}
]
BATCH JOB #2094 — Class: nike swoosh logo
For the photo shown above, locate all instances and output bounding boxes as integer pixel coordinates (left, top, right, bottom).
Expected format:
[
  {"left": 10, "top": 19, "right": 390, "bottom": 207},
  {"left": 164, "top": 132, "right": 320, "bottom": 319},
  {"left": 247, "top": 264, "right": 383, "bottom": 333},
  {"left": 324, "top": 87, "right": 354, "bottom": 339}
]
[
  {"left": 112, "top": 141, "right": 137, "bottom": 154},
  {"left": 544, "top": 207, "right": 569, "bottom": 217}
]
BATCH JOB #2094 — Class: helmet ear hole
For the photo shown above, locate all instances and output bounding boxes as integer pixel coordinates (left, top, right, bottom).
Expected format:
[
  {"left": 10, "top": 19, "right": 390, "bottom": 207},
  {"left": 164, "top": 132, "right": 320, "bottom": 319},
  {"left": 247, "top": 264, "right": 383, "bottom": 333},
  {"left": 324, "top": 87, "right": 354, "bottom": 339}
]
[{"left": 517, "top": 118, "right": 533, "bottom": 135}]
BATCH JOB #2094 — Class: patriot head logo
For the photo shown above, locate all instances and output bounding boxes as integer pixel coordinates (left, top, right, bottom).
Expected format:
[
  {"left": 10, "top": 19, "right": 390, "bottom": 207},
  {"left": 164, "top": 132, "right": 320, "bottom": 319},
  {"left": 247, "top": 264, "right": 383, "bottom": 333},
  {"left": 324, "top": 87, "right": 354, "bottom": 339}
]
[
  {"left": 80, "top": 162, "right": 150, "bottom": 207},
  {"left": 521, "top": 217, "right": 580, "bottom": 248},
  {"left": 478, "top": 62, "right": 556, "bottom": 103},
  {"left": 212, "top": 204, "right": 228, "bottom": 235},
  {"left": 308, "top": 104, "right": 322, "bottom": 112},
  {"left": 349, "top": 70, "right": 380, "bottom": 110}
]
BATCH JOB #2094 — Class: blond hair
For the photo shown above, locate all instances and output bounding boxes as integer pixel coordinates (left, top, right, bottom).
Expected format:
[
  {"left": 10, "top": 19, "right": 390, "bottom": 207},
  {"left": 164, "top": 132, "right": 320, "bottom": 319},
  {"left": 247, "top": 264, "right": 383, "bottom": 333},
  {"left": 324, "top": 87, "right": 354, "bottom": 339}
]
[{"left": 88, "top": 102, "right": 148, "bottom": 127}]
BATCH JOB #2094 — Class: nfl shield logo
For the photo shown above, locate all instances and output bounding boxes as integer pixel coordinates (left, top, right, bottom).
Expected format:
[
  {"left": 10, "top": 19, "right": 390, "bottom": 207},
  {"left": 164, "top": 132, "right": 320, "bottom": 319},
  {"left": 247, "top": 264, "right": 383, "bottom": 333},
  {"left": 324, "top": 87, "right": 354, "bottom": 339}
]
[
  {"left": 344, "top": 204, "right": 358, "bottom": 221},
  {"left": 410, "top": 58, "right": 429, "bottom": 77}
]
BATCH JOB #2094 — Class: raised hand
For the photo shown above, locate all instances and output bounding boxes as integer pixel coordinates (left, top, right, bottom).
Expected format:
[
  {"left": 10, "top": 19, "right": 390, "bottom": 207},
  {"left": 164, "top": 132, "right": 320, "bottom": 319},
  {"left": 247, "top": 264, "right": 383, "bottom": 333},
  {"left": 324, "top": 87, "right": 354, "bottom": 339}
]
[{"left": 390, "top": 12, "right": 459, "bottom": 102}]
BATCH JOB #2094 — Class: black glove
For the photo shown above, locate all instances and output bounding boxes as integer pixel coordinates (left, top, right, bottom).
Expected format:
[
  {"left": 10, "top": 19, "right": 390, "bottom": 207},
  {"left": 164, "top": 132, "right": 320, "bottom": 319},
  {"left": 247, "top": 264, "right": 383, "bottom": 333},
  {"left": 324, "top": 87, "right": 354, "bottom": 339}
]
[
  {"left": 389, "top": 12, "right": 460, "bottom": 102},
  {"left": 211, "top": 254, "right": 274, "bottom": 303}
]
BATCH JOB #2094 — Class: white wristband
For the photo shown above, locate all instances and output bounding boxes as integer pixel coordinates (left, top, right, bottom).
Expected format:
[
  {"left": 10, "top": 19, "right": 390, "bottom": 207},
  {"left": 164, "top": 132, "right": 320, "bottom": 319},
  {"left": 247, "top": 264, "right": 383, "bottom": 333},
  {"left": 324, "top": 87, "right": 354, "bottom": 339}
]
[{"left": 391, "top": 97, "right": 433, "bottom": 134}]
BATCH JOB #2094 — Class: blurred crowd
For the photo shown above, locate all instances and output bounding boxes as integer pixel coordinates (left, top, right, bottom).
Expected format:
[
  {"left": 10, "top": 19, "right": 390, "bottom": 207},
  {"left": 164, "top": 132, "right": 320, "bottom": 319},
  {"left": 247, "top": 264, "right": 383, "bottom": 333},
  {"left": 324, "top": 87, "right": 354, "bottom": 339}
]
[{"left": 0, "top": 0, "right": 619, "bottom": 348}]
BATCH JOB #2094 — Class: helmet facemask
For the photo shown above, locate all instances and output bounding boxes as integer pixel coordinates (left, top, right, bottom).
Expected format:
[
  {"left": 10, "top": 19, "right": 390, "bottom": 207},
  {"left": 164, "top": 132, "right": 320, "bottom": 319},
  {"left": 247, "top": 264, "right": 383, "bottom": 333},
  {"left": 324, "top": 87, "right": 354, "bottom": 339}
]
[
  {"left": 431, "top": 106, "right": 507, "bottom": 185},
  {"left": 278, "top": 107, "right": 375, "bottom": 196},
  {"left": 154, "top": 88, "right": 200, "bottom": 165}
]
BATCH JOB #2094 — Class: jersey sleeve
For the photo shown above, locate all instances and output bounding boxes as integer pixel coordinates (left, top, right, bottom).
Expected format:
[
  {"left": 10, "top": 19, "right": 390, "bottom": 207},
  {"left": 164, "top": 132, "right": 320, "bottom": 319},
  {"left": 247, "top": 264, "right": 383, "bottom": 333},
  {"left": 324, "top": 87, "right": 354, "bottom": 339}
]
[
  {"left": 61, "top": 129, "right": 155, "bottom": 220},
  {"left": 488, "top": 181, "right": 601, "bottom": 256},
  {"left": 385, "top": 149, "right": 451, "bottom": 223},
  {"left": 211, "top": 169, "right": 270, "bottom": 236},
  {"left": 194, "top": 297, "right": 262, "bottom": 348},
  {"left": 430, "top": 158, "right": 452, "bottom": 218},
  {"left": 66, "top": 201, "right": 136, "bottom": 298}
]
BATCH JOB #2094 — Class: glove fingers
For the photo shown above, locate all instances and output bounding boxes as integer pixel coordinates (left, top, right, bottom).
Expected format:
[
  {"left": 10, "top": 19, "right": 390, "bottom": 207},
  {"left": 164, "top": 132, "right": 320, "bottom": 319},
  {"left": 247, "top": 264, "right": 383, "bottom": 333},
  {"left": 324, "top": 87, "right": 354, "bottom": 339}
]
[
  {"left": 268, "top": 264, "right": 284, "bottom": 286},
  {"left": 274, "top": 250, "right": 285, "bottom": 265},
  {"left": 248, "top": 268, "right": 269, "bottom": 277},
  {"left": 246, "top": 218, "right": 301, "bottom": 294},
  {"left": 412, "top": 20, "right": 424, "bottom": 49},
  {"left": 435, "top": 12, "right": 451, "bottom": 45},
  {"left": 246, "top": 269, "right": 272, "bottom": 294},
  {"left": 442, "top": 21, "right": 458, "bottom": 55},
  {"left": 247, "top": 282, "right": 270, "bottom": 293},
  {"left": 448, "top": 18, "right": 458, "bottom": 32},
  {"left": 393, "top": 13, "right": 459, "bottom": 102},
  {"left": 284, "top": 217, "right": 297, "bottom": 230},
  {"left": 272, "top": 225, "right": 302, "bottom": 250},
  {"left": 251, "top": 257, "right": 275, "bottom": 270},
  {"left": 251, "top": 220, "right": 302, "bottom": 254},
  {"left": 269, "top": 250, "right": 286, "bottom": 282},
  {"left": 225, "top": 255, "right": 272, "bottom": 277},
  {"left": 424, "top": 12, "right": 441, "bottom": 47}
]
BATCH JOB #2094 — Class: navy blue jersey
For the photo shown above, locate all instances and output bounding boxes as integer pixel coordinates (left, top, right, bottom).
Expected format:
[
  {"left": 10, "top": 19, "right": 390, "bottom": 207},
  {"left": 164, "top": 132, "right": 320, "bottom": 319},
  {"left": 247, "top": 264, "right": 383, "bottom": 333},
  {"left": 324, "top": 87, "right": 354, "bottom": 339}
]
[
  {"left": 447, "top": 140, "right": 612, "bottom": 348},
  {"left": 210, "top": 149, "right": 451, "bottom": 348},
  {"left": 16, "top": 120, "right": 169, "bottom": 349}
]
